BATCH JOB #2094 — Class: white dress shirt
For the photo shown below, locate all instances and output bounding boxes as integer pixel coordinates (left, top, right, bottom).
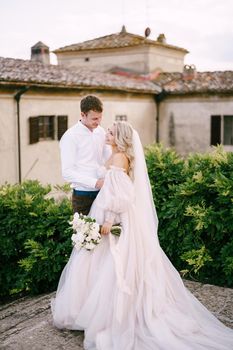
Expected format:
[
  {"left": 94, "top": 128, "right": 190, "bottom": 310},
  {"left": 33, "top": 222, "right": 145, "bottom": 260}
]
[{"left": 60, "top": 121, "right": 111, "bottom": 191}]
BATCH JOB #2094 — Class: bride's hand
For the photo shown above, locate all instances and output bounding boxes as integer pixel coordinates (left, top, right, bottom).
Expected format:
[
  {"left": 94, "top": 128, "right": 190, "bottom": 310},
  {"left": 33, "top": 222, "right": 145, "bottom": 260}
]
[
  {"left": 95, "top": 178, "right": 104, "bottom": 189},
  {"left": 101, "top": 222, "right": 112, "bottom": 235}
]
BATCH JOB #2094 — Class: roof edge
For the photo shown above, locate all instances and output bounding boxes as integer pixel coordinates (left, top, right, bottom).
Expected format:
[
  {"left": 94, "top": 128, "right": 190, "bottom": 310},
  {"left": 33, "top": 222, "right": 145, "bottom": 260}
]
[
  {"left": 53, "top": 30, "right": 188, "bottom": 54},
  {"left": 0, "top": 80, "right": 159, "bottom": 95}
]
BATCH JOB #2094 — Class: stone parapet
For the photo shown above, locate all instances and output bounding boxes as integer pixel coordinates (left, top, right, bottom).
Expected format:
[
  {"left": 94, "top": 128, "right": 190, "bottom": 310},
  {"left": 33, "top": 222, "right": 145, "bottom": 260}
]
[{"left": 0, "top": 280, "right": 232, "bottom": 349}]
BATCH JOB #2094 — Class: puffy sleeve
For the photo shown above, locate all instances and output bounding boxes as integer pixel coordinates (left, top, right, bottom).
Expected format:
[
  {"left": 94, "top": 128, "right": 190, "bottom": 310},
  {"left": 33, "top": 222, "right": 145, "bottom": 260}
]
[{"left": 97, "top": 166, "right": 135, "bottom": 224}]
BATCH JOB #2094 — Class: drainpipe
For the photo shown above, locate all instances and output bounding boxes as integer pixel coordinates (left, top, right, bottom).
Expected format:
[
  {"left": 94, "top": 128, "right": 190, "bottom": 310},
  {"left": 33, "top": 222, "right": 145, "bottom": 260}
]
[
  {"left": 154, "top": 89, "right": 167, "bottom": 143},
  {"left": 14, "top": 86, "right": 30, "bottom": 183}
]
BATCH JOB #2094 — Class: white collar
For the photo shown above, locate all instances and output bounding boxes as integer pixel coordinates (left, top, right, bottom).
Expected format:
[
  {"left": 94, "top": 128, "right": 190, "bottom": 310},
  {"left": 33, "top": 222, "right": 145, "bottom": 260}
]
[{"left": 76, "top": 121, "right": 101, "bottom": 135}]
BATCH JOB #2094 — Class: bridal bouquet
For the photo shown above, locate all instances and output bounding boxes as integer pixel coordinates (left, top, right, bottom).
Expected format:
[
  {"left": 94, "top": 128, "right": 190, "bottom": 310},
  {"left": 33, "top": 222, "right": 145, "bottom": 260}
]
[
  {"left": 70, "top": 213, "right": 101, "bottom": 251},
  {"left": 70, "top": 212, "right": 121, "bottom": 251}
]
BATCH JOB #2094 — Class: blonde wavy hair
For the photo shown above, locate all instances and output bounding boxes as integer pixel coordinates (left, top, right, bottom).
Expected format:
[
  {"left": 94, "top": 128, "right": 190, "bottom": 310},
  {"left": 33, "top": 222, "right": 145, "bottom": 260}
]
[{"left": 114, "top": 121, "right": 135, "bottom": 180}]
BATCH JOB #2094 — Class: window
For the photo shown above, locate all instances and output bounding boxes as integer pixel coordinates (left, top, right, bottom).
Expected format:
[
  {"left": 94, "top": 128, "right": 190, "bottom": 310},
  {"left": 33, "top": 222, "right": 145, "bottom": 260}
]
[
  {"left": 210, "top": 115, "right": 233, "bottom": 146},
  {"left": 29, "top": 115, "right": 68, "bottom": 144},
  {"left": 57, "top": 115, "right": 68, "bottom": 141},
  {"left": 38, "top": 116, "right": 55, "bottom": 140},
  {"left": 210, "top": 115, "right": 221, "bottom": 146},
  {"left": 115, "top": 115, "right": 127, "bottom": 121}
]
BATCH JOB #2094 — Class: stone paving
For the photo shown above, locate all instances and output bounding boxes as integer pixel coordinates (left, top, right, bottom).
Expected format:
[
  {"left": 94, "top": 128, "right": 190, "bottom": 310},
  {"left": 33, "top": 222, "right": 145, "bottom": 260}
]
[{"left": 0, "top": 280, "right": 232, "bottom": 350}]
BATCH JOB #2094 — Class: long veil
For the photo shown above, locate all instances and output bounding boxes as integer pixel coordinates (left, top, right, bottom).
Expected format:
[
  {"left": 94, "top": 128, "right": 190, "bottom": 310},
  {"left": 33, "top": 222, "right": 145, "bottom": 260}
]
[
  {"left": 109, "top": 129, "right": 233, "bottom": 349},
  {"left": 132, "top": 130, "right": 159, "bottom": 245}
]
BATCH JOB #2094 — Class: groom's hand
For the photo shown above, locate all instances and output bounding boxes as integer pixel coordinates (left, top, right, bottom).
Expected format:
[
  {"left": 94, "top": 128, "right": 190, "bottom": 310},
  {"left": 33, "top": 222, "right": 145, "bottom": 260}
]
[
  {"left": 95, "top": 178, "right": 104, "bottom": 189},
  {"left": 101, "top": 222, "right": 112, "bottom": 235}
]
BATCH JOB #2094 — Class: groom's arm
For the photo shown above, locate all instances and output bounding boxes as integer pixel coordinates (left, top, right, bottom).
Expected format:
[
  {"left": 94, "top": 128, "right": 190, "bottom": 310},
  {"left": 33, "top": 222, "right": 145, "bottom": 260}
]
[{"left": 60, "top": 134, "right": 98, "bottom": 189}]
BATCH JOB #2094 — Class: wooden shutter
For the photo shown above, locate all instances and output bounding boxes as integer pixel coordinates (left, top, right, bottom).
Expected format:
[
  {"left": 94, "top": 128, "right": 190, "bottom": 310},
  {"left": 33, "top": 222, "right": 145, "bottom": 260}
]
[
  {"left": 49, "top": 116, "right": 55, "bottom": 140},
  {"left": 29, "top": 117, "right": 39, "bottom": 144},
  {"left": 57, "top": 115, "right": 68, "bottom": 140},
  {"left": 210, "top": 115, "right": 221, "bottom": 146},
  {"left": 223, "top": 115, "right": 233, "bottom": 145}
]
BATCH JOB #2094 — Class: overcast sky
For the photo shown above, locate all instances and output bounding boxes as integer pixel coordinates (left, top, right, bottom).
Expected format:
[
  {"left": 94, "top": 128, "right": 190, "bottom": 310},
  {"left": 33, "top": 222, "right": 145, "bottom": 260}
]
[{"left": 0, "top": 0, "right": 233, "bottom": 71}]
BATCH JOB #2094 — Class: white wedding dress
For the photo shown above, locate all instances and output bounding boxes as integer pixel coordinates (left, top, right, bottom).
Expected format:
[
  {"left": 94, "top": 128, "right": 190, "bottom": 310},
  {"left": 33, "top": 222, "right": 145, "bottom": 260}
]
[{"left": 51, "top": 131, "right": 233, "bottom": 350}]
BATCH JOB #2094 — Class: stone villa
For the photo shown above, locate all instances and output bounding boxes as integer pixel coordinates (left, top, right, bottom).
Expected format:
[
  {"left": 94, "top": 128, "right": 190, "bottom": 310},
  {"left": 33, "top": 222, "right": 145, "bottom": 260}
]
[{"left": 0, "top": 26, "right": 232, "bottom": 185}]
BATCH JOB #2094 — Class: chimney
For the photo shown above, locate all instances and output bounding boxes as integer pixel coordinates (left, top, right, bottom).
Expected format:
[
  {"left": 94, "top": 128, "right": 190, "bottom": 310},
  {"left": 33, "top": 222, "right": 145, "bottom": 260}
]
[
  {"left": 157, "top": 34, "right": 166, "bottom": 44},
  {"left": 120, "top": 25, "right": 127, "bottom": 34},
  {"left": 31, "top": 41, "right": 50, "bottom": 64},
  {"left": 183, "top": 64, "right": 197, "bottom": 80}
]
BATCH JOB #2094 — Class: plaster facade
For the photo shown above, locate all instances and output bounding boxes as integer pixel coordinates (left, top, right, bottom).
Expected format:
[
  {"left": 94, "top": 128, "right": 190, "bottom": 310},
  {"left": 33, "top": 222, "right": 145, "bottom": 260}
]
[
  {"left": 148, "top": 46, "right": 185, "bottom": 73},
  {"left": 56, "top": 45, "right": 186, "bottom": 74},
  {"left": 0, "top": 93, "right": 18, "bottom": 183},
  {"left": 159, "top": 95, "right": 233, "bottom": 155},
  {"left": 0, "top": 89, "right": 156, "bottom": 185}
]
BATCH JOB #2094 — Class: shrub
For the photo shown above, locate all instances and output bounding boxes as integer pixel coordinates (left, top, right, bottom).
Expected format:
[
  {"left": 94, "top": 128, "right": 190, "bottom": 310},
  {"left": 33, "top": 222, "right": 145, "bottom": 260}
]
[
  {"left": 0, "top": 180, "right": 72, "bottom": 300},
  {"left": 145, "top": 144, "right": 233, "bottom": 287},
  {"left": 145, "top": 144, "right": 186, "bottom": 261}
]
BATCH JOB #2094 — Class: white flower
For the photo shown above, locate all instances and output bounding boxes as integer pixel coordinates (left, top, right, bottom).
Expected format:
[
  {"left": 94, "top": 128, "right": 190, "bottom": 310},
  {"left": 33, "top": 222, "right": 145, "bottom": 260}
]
[
  {"left": 71, "top": 216, "right": 83, "bottom": 230},
  {"left": 90, "top": 230, "right": 101, "bottom": 240},
  {"left": 72, "top": 212, "right": 80, "bottom": 224},
  {"left": 77, "top": 227, "right": 85, "bottom": 236},
  {"left": 76, "top": 232, "right": 85, "bottom": 243},
  {"left": 92, "top": 222, "right": 100, "bottom": 231},
  {"left": 74, "top": 241, "right": 83, "bottom": 251},
  {"left": 85, "top": 242, "right": 96, "bottom": 250},
  {"left": 71, "top": 233, "right": 78, "bottom": 244},
  {"left": 71, "top": 232, "right": 85, "bottom": 244},
  {"left": 70, "top": 213, "right": 102, "bottom": 251}
]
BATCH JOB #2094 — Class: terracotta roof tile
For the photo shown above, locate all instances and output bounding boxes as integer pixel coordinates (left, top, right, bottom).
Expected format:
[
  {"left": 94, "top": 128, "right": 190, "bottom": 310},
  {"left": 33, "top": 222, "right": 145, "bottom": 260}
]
[
  {"left": 110, "top": 68, "right": 233, "bottom": 94},
  {"left": 154, "top": 71, "right": 233, "bottom": 94},
  {"left": 0, "top": 57, "right": 161, "bottom": 94},
  {"left": 53, "top": 30, "right": 188, "bottom": 54}
]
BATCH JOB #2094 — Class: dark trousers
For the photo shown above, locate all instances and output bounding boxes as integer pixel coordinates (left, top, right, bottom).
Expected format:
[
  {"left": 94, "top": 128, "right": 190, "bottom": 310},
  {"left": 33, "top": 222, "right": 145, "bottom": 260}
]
[{"left": 72, "top": 190, "right": 99, "bottom": 215}]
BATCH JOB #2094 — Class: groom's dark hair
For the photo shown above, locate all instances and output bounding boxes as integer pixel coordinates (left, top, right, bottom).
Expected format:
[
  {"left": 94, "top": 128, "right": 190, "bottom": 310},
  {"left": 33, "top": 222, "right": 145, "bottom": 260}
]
[{"left": 80, "top": 95, "right": 103, "bottom": 113}]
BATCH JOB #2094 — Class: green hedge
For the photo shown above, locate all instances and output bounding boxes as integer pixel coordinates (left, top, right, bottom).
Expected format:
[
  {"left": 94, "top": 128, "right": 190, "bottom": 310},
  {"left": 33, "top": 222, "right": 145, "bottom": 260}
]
[
  {"left": 0, "top": 181, "right": 72, "bottom": 301},
  {"left": 145, "top": 144, "right": 233, "bottom": 287},
  {"left": 0, "top": 144, "right": 232, "bottom": 301}
]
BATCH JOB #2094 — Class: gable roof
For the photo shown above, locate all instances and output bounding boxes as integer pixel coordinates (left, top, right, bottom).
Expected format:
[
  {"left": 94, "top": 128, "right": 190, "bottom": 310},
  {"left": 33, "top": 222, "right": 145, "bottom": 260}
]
[
  {"left": 53, "top": 29, "right": 188, "bottom": 54},
  {"left": 0, "top": 56, "right": 161, "bottom": 94}
]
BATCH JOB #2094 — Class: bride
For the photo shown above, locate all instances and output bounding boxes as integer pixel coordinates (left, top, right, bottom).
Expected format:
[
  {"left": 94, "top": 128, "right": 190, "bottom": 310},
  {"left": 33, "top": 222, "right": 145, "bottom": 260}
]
[{"left": 52, "top": 121, "right": 233, "bottom": 349}]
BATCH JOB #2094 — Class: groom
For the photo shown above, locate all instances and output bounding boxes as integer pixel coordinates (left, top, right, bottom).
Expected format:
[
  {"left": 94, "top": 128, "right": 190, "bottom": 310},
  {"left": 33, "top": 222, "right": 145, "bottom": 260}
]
[{"left": 59, "top": 95, "right": 111, "bottom": 215}]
